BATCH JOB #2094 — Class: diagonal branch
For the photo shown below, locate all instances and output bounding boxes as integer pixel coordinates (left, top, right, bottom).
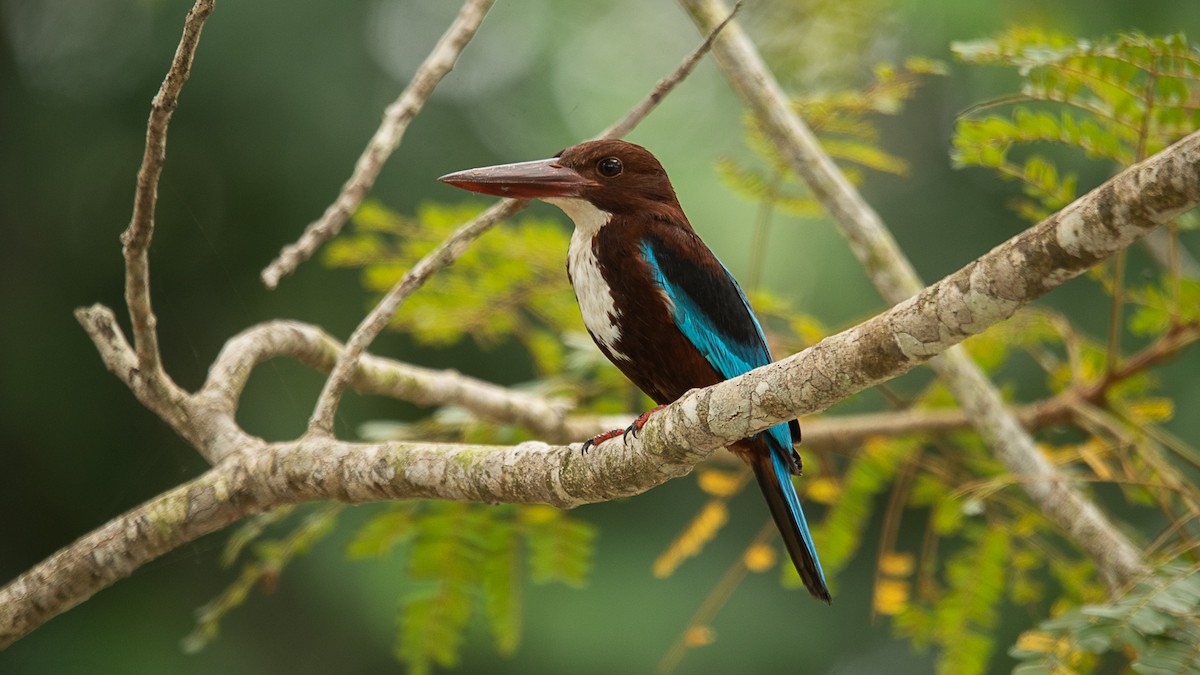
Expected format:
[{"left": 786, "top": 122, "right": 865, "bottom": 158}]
[
  {"left": 598, "top": 0, "right": 743, "bottom": 140},
  {"left": 8, "top": 133, "right": 1197, "bottom": 646},
  {"left": 649, "top": 132, "right": 1200, "bottom": 458},
  {"left": 0, "top": 469, "right": 253, "bottom": 649},
  {"left": 260, "top": 0, "right": 497, "bottom": 289},
  {"left": 680, "top": 0, "right": 1153, "bottom": 590}
]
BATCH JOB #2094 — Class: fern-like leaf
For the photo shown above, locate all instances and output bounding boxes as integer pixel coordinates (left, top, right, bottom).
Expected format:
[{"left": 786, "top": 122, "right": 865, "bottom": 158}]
[{"left": 1012, "top": 566, "right": 1200, "bottom": 674}]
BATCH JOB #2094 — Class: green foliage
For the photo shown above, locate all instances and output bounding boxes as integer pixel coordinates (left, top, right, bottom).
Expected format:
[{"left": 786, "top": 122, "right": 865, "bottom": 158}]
[
  {"left": 1012, "top": 566, "right": 1200, "bottom": 674},
  {"left": 387, "top": 502, "right": 594, "bottom": 674},
  {"left": 521, "top": 503, "right": 594, "bottom": 587},
  {"left": 396, "top": 502, "right": 485, "bottom": 673},
  {"left": 183, "top": 505, "right": 342, "bottom": 654},
  {"left": 346, "top": 502, "right": 421, "bottom": 559},
  {"left": 719, "top": 58, "right": 943, "bottom": 216},
  {"left": 191, "top": 501, "right": 594, "bottom": 674},
  {"left": 953, "top": 29, "right": 1200, "bottom": 222},
  {"left": 803, "top": 436, "right": 913, "bottom": 584},
  {"left": 325, "top": 201, "right": 581, "bottom": 374},
  {"left": 934, "top": 528, "right": 1010, "bottom": 675},
  {"left": 1129, "top": 278, "right": 1200, "bottom": 336}
]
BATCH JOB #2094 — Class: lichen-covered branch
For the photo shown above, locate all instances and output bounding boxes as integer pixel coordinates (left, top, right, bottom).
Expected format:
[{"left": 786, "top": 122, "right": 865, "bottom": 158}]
[
  {"left": 75, "top": 305, "right": 200, "bottom": 446},
  {"left": 645, "top": 125, "right": 1199, "bottom": 452},
  {"left": 0, "top": 468, "right": 253, "bottom": 649},
  {"left": 202, "top": 320, "right": 574, "bottom": 437}
]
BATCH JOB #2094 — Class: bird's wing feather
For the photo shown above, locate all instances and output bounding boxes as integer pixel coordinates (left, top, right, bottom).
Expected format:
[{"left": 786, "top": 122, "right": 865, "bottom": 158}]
[
  {"left": 640, "top": 232, "right": 828, "bottom": 599},
  {"left": 637, "top": 234, "right": 793, "bottom": 451}
]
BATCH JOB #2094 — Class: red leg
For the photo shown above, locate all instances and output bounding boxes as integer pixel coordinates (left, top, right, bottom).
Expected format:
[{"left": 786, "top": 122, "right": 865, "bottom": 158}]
[
  {"left": 581, "top": 405, "right": 667, "bottom": 454},
  {"left": 624, "top": 404, "right": 667, "bottom": 440},
  {"left": 581, "top": 427, "right": 625, "bottom": 453}
]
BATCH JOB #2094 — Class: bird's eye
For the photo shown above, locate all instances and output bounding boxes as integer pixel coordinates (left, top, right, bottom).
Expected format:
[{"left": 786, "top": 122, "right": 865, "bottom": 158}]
[{"left": 597, "top": 157, "right": 623, "bottom": 178}]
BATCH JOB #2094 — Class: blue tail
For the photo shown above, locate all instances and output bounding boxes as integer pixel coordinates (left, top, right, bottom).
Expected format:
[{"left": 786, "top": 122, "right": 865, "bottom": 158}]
[{"left": 751, "top": 425, "right": 830, "bottom": 603}]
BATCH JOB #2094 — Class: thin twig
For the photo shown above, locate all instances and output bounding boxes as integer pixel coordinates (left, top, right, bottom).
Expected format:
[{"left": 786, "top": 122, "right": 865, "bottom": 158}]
[
  {"left": 305, "top": 6, "right": 745, "bottom": 435},
  {"left": 656, "top": 522, "right": 774, "bottom": 675},
  {"left": 260, "top": 0, "right": 497, "bottom": 289},
  {"left": 599, "top": 0, "right": 742, "bottom": 140},
  {"left": 307, "top": 197, "right": 523, "bottom": 434},
  {"left": 122, "top": 0, "right": 214, "bottom": 392}
]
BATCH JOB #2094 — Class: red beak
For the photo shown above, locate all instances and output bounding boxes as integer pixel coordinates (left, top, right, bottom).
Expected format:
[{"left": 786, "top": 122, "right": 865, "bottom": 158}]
[{"left": 438, "top": 157, "right": 597, "bottom": 199}]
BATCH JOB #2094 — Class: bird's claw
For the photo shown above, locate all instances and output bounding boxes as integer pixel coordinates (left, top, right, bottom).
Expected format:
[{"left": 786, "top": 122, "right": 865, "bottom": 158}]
[
  {"left": 582, "top": 405, "right": 667, "bottom": 453},
  {"left": 582, "top": 428, "right": 624, "bottom": 454}
]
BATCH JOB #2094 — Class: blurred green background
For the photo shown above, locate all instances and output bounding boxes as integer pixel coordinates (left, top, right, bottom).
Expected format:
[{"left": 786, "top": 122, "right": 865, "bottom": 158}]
[{"left": 2, "top": 0, "right": 1198, "bottom": 673}]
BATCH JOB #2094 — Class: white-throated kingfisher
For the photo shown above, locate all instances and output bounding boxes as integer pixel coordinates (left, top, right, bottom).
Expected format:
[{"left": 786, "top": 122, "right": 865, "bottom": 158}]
[{"left": 439, "top": 139, "right": 830, "bottom": 603}]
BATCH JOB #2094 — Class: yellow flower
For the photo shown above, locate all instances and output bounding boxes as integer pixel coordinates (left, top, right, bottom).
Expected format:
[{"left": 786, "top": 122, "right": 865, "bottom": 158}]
[
  {"left": 879, "top": 552, "right": 915, "bottom": 577},
  {"left": 874, "top": 579, "right": 910, "bottom": 615},
  {"left": 744, "top": 543, "right": 777, "bottom": 572},
  {"left": 806, "top": 477, "right": 841, "bottom": 505}
]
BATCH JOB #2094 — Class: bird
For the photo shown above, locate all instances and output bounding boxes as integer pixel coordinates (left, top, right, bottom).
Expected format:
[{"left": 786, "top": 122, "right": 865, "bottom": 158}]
[{"left": 439, "top": 139, "right": 830, "bottom": 603}]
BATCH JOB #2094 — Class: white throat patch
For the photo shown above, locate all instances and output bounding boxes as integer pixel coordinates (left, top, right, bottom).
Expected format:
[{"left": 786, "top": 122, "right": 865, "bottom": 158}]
[{"left": 546, "top": 197, "right": 629, "bottom": 361}]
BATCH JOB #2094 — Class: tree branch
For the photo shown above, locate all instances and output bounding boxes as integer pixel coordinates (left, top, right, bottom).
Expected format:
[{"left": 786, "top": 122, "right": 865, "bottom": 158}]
[
  {"left": 0, "top": 3, "right": 753, "bottom": 645},
  {"left": 12, "top": 0, "right": 1197, "bottom": 651},
  {"left": 260, "top": 0, "right": 497, "bottom": 289},
  {"left": 201, "top": 320, "right": 574, "bottom": 437},
  {"left": 196, "top": 313, "right": 1196, "bottom": 451},
  {"left": 679, "top": 0, "right": 1155, "bottom": 590},
  {"left": 202, "top": 314, "right": 1200, "bottom": 453},
  {"left": 0, "top": 468, "right": 253, "bottom": 649},
  {"left": 121, "top": 0, "right": 212, "bottom": 403},
  {"left": 7, "top": 132, "right": 1196, "bottom": 646}
]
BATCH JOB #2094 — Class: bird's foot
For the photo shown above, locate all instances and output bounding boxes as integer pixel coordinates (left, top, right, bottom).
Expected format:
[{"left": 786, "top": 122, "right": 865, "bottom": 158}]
[
  {"left": 581, "top": 427, "right": 625, "bottom": 454},
  {"left": 580, "top": 405, "right": 667, "bottom": 453},
  {"left": 623, "top": 404, "right": 666, "bottom": 441}
]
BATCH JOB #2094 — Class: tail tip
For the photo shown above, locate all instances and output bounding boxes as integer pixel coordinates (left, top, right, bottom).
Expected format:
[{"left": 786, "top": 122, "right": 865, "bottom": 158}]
[{"left": 806, "top": 582, "right": 832, "bottom": 605}]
